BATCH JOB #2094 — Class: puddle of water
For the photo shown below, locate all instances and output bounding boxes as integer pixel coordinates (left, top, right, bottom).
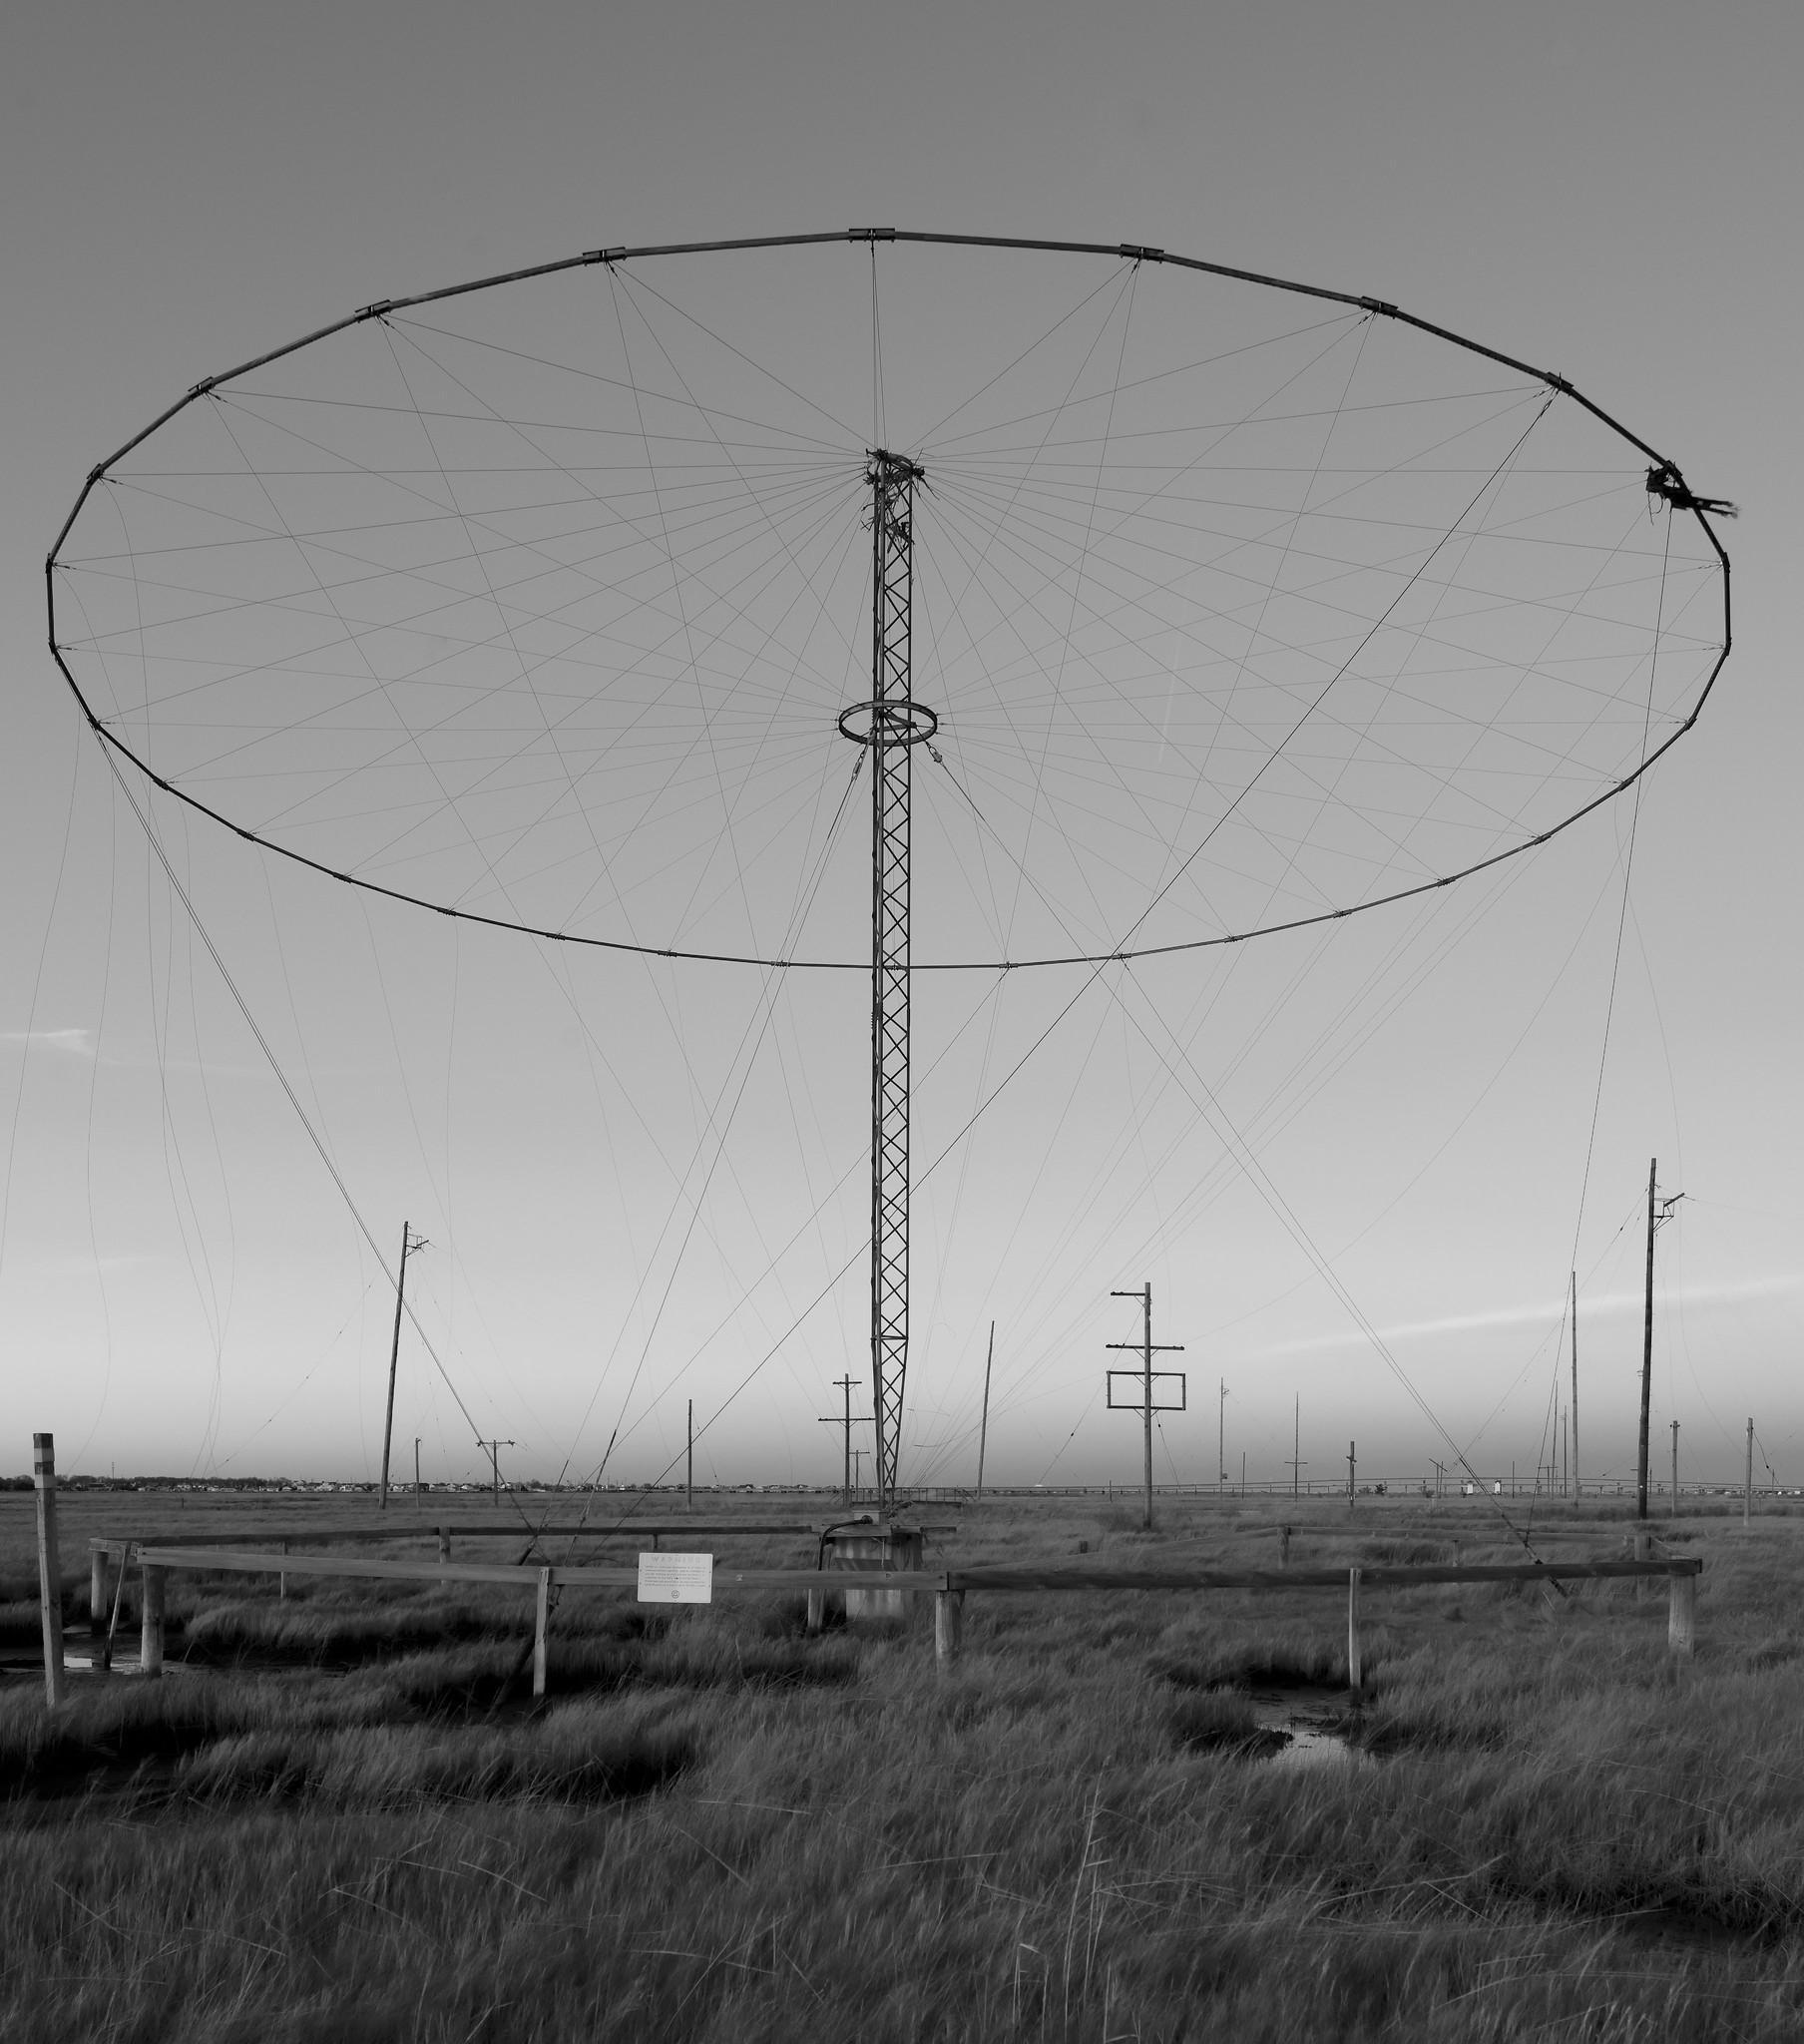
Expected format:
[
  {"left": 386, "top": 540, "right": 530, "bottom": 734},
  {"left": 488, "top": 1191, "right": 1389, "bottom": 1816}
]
[
  {"left": 1613, "top": 1905, "right": 1752, "bottom": 1955},
  {"left": 1246, "top": 1682, "right": 1363, "bottom": 1770}
]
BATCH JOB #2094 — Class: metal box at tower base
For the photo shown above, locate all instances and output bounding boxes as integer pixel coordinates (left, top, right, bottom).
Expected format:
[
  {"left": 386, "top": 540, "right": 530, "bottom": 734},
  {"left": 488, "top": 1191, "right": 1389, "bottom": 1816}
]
[{"left": 821, "top": 1519, "right": 924, "bottom": 1619}]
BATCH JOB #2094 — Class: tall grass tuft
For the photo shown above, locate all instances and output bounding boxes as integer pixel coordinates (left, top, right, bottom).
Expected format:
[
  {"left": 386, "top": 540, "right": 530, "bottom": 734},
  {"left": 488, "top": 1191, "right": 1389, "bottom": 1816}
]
[{"left": 6, "top": 1490, "right": 1804, "bottom": 2037}]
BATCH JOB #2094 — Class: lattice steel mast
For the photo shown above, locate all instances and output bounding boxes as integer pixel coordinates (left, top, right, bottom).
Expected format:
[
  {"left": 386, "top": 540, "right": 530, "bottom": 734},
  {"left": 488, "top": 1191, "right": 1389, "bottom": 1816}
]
[{"left": 839, "top": 450, "right": 935, "bottom": 1509}]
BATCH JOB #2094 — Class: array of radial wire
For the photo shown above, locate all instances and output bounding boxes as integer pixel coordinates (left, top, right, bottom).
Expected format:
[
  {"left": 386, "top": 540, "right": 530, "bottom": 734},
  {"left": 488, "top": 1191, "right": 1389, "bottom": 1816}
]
[{"left": 44, "top": 236, "right": 1729, "bottom": 1494}]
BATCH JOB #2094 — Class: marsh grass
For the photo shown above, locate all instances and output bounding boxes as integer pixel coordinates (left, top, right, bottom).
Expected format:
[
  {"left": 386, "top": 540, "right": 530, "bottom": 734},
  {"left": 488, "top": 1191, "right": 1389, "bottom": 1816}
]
[{"left": 5, "top": 1491, "right": 1804, "bottom": 2038}]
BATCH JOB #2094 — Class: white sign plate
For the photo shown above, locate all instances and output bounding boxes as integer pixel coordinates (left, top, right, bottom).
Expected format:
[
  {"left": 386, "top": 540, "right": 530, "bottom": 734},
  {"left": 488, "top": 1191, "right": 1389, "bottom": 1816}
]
[{"left": 637, "top": 1552, "right": 714, "bottom": 1604}]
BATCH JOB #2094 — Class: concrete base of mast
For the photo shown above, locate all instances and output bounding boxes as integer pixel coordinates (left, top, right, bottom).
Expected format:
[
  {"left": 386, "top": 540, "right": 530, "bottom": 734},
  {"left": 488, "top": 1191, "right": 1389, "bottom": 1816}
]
[{"left": 821, "top": 1517, "right": 925, "bottom": 1619}]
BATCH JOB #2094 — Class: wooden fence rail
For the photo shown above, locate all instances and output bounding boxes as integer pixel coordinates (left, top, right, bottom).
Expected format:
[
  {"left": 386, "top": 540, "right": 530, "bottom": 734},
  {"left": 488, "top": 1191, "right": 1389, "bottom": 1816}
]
[
  {"left": 90, "top": 1520, "right": 823, "bottom": 1549},
  {"left": 70, "top": 1543, "right": 1701, "bottom": 1702},
  {"left": 941, "top": 1560, "right": 1701, "bottom": 1592}
]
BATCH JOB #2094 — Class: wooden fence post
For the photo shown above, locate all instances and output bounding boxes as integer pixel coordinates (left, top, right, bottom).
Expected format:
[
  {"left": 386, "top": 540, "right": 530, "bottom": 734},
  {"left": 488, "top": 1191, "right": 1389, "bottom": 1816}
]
[
  {"left": 278, "top": 1537, "right": 289, "bottom": 1601},
  {"left": 1347, "top": 1566, "right": 1363, "bottom": 1695},
  {"left": 805, "top": 1588, "right": 825, "bottom": 1635},
  {"left": 90, "top": 1542, "right": 108, "bottom": 1650},
  {"left": 1279, "top": 1525, "right": 1291, "bottom": 1567},
  {"left": 141, "top": 1564, "right": 166, "bottom": 1678},
  {"left": 1667, "top": 1569, "right": 1696, "bottom": 1658},
  {"left": 34, "top": 1434, "right": 66, "bottom": 1709},
  {"left": 935, "top": 1580, "right": 964, "bottom": 1668},
  {"left": 532, "top": 1567, "right": 553, "bottom": 1699},
  {"left": 437, "top": 1526, "right": 451, "bottom": 1565},
  {"left": 101, "top": 1543, "right": 129, "bottom": 1673}
]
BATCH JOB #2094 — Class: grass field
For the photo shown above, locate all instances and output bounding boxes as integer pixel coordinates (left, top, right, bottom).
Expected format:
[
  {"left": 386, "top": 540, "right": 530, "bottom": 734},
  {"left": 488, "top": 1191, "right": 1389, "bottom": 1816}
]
[{"left": 4, "top": 1487, "right": 1803, "bottom": 2041}]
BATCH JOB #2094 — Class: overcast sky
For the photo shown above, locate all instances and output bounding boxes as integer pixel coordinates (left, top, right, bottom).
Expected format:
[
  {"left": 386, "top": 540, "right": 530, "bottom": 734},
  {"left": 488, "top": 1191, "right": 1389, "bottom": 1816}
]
[{"left": 4, "top": 0, "right": 1799, "bottom": 1493}]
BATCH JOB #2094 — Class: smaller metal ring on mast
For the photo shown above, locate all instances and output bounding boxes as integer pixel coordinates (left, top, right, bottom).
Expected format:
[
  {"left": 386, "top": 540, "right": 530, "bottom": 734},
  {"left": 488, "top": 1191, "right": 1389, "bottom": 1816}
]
[{"left": 837, "top": 700, "right": 940, "bottom": 748}]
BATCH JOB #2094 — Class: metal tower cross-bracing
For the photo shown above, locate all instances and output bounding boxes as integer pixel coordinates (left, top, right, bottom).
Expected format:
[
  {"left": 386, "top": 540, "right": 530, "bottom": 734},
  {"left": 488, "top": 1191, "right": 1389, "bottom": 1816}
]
[{"left": 839, "top": 450, "right": 934, "bottom": 1508}]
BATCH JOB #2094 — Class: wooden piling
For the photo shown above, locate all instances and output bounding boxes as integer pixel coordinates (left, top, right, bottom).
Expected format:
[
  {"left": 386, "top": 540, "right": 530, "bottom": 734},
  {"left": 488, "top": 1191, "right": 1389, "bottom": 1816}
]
[
  {"left": 935, "top": 1581, "right": 964, "bottom": 1667},
  {"left": 1668, "top": 1570, "right": 1696, "bottom": 1658},
  {"left": 1347, "top": 1567, "right": 1363, "bottom": 1694},
  {"left": 90, "top": 1543, "right": 108, "bottom": 1647},
  {"left": 101, "top": 1542, "right": 130, "bottom": 1673},
  {"left": 140, "top": 1563, "right": 166, "bottom": 1678},
  {"left": 532, "top": 1566, "right": 552, "bottom": 1699},
  {"left": 34, "top": 1434, "right": 66, "bottom": 1709}
]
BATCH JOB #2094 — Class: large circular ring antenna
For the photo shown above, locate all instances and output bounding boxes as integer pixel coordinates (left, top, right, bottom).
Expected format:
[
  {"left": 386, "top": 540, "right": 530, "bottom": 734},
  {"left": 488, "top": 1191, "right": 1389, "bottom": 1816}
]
[
  {"left": 44, "top": 230, "right": 1733, "bottom": 1512},
  {"left": 47, "top": 231, "right": 1730, "bottom": 974}
]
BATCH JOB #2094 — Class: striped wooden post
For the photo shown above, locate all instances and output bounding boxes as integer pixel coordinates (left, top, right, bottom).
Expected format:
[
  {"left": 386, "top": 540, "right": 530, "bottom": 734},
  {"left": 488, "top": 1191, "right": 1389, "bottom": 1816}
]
[
  {"left": 140, "top": 1564, "right": 166, "bottom": 1678},
  {"left": 1347, "top": 1566, "right": 1363, "bottom": 1694},
  {"left": 34, "top": 1434, "right": 66, "bottom": 1709},
  {"left": 532, "top": 1567, "right": 553, "bottom": 1698},
  {"left": 1668, "top": 1570, "right": 1696, "bottom": 1657}
]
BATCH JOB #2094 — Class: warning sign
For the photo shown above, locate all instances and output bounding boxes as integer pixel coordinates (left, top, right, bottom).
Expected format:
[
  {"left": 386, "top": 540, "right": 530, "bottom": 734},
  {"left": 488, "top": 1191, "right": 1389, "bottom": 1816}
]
[{"left": 637, "top": 1552, "right": 713, "bottom": 1604}]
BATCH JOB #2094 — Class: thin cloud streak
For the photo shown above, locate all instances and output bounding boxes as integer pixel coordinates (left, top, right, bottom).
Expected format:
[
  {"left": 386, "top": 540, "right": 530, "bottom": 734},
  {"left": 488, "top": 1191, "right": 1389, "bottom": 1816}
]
[
  {"left": 1, "top": 1027, "right": 98, "bottom": 1057},
  {"left": 1239, "top": 1275, "right": 1804, "bottom": 1363}
]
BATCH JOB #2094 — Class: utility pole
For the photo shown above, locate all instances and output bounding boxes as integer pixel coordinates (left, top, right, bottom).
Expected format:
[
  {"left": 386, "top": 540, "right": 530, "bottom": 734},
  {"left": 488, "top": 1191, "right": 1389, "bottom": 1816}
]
[
  {"left": 1637, "top": 1161, "right": 1684, "bottom": 1521},
  {"left": 818, "top": 1373, "right": 871, "bottom": 1506},
  {"left": 1670, "top": 1418, "right": 1679, "bottom": 1510},
  {"left": 379, "top": 1224, "right": 426, "bottom": 1512},
  {"left": 851, "top": 1446, "right": 867, "bottom": 1497},
  {"left": 1218, "top": 1379, "right": 1227, "bottom": 1496},
  {"left": 1347, "top": 1440, "right": 1356, "bottom": 1505},
  {"left": 413, "top": 1437, "right": 421, "bottom": 1507},
  {"left": 1570, "top": 1270, "right": 1580, "bottom": 1502},
  {"left": 1745, "top": 1418, "right": 1754, "bottom": 1528},
  {"left": 1284, "top": 1394, "right": 1306, "bottom": 1497},
  {"left": 976, "top": 1322, "right": 995, "bottom": 1501},
  {"left": 478, "top": 1439, "right": 515, "bottom": 1506},
  {"left": 686, "top": 1399, "right": 693, "bottom": 1515},
  {"left": 1107, "top": 1284, "right": 1185, "bottom": 1529}
]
